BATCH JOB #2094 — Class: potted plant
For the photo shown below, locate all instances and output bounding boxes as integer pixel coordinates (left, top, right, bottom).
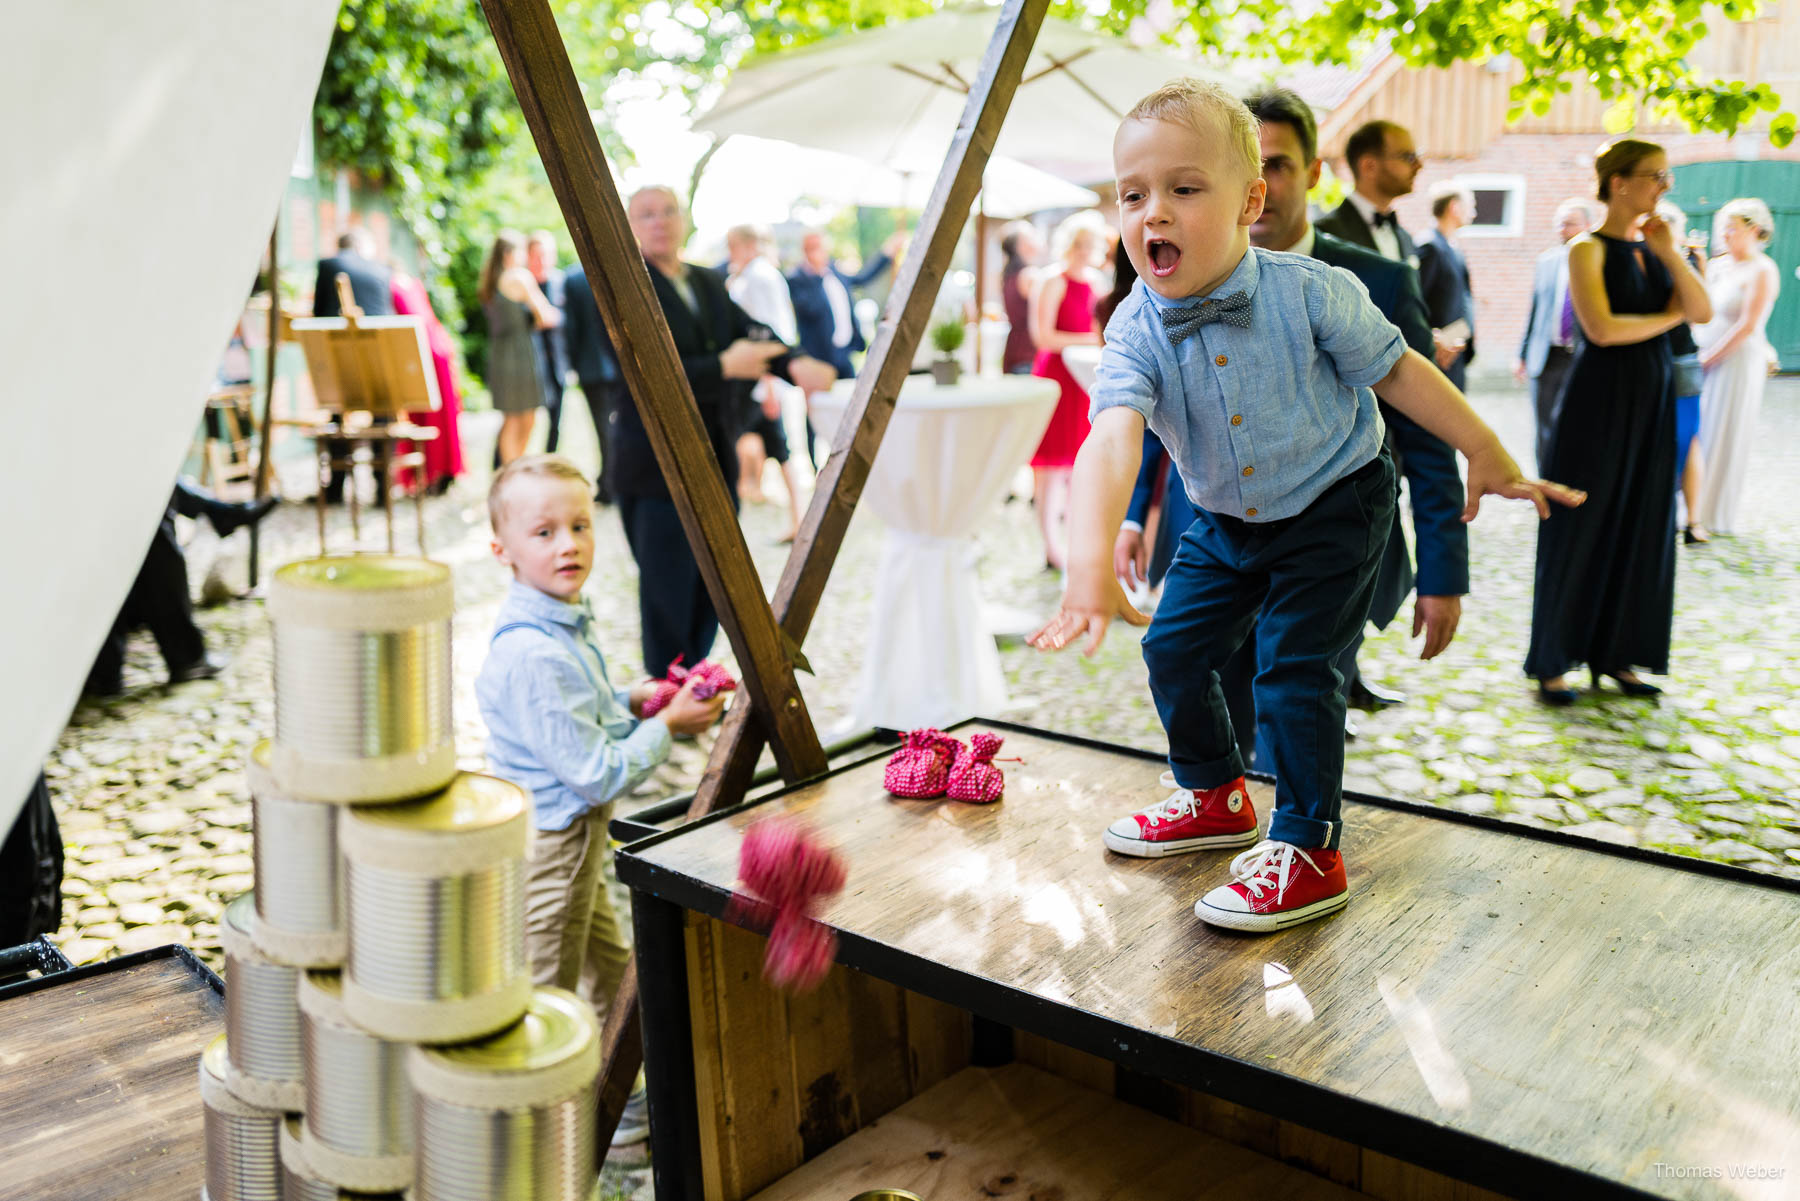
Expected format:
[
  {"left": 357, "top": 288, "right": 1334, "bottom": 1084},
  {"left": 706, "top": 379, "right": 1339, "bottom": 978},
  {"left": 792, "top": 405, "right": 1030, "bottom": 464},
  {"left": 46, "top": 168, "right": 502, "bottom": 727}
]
[{"left": 928, "top": 314, "right": 965, "bottom": 385}]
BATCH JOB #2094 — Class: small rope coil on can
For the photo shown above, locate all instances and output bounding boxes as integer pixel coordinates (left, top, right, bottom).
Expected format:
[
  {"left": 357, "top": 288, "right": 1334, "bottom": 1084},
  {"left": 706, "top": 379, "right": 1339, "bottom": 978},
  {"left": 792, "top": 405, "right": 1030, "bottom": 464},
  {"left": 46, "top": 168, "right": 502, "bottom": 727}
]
[
  {"left": 268, "top": 555, "right": 456, "bottom": 804},
  {"left": 408, "top": 987, "right": 601, "bottom": 1201},
  {"left": 200, "top": 1034, "right": 283, "bottom": 1201},
  {"left": 249, "top": 740, "right": 345, "bottom": 967},
  {"left": 340, "top": 773, "right": 531, "bottom": 1043},
  {"left": 220, "top": 892, "right": 306, "bottom": 1111},
  {"left": 297, "top": 969, "right": 414, "bottom": 1191},
  {"left": 279, "top": 1115, "right": 405, "bottom": 1201}
]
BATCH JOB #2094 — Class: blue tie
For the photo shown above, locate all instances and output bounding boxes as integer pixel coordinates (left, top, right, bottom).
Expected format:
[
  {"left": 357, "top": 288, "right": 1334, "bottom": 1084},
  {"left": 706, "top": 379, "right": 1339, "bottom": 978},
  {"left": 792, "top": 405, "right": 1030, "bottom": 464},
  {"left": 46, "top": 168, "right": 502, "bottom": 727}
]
[{"left": 1160, "top": 291, "right": 1253, "bottom": 346}]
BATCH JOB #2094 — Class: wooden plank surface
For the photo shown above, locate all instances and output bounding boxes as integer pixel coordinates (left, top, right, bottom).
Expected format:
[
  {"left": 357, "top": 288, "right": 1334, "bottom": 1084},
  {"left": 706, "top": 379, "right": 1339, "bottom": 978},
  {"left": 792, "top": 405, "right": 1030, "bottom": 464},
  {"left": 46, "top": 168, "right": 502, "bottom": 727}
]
[
  {"left": 633, "top": 728, "right": 1800, "bottom": 1201},
  {"left": 0, "top": 956, "right": 222, "bottom": 1201},
  {"left": 745, "top": 1063, "right": 1366, "bottom": 1201}
]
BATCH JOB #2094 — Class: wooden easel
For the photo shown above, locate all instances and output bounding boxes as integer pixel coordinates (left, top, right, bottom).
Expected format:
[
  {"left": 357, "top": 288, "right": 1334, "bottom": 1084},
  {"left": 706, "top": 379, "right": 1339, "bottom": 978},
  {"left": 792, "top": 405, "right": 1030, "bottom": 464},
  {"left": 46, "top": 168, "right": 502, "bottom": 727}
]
[
  {"left": 478, "top": 0, "right": 1051, "bottom": 1149},
  {"left": 289, "top": 275, "right": 440, "bottom": 554}
]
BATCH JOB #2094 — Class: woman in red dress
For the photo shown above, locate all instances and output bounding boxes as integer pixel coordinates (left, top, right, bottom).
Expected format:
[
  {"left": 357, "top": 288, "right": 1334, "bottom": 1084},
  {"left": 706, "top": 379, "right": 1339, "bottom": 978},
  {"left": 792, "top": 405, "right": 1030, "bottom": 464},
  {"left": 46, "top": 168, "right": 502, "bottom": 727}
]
[
  {"left": 1029, "top": 211, "right": 1110, "bottom": 570},
  {"left": 390, "top": 270, "right": 466, "bottom": 494}
]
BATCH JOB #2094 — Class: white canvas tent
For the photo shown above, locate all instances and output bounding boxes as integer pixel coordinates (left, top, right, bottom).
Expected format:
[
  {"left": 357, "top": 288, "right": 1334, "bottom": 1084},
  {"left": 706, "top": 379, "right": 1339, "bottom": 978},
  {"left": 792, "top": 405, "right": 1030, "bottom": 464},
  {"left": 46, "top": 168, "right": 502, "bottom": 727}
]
[{"left": 0, "top": 2, "right": 340, "bottom": 832}]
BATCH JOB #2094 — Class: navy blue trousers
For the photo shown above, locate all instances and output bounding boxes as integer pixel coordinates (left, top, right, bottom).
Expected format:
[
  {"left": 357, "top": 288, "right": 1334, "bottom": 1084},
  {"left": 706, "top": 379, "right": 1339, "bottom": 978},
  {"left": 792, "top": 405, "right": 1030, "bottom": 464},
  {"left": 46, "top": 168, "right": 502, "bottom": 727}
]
[
  {"left": 1141, "top": 452, "right": 1394, "bottom": 850},
  {"left": 618, "top": 496, "right": 719, "bottom": 678}
]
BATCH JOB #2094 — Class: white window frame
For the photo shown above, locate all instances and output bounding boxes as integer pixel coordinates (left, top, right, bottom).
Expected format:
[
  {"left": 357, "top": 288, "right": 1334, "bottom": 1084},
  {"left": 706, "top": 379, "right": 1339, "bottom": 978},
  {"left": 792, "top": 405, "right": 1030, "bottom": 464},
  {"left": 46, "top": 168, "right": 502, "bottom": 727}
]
[{"left": 1454, "top": 173, "right": 1526, "bottom": 238}]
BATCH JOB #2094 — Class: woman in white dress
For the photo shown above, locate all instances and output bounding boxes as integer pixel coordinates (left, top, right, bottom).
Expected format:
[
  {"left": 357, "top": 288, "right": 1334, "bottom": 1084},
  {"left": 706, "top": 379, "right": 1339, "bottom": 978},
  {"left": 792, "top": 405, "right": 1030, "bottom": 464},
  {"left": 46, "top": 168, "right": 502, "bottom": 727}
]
[{"left": 1694, "top": 198, "right": 1780, "bottom": 534}]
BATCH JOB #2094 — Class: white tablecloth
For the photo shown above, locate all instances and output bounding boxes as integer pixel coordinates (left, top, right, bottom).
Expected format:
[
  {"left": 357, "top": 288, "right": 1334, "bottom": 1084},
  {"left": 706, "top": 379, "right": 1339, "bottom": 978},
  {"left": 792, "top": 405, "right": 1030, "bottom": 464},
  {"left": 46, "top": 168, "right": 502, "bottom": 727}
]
[
  {"left": 1060, "top": 344, "right": 1102, "bottom": 394},
  {"left": 812, "top": 375, "right": 1058, "bottom": 730}
]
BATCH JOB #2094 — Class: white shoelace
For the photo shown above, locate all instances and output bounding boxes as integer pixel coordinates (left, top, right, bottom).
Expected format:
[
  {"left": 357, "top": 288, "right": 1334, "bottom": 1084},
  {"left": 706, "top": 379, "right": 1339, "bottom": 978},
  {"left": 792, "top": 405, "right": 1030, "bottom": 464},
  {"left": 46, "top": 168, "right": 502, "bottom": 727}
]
[
  {"left": 1228, "top": 840, "right": 1323, "bottom": 904},
  {"left": 1138, "top": 771, "right": 1197, "bottom": 827}
]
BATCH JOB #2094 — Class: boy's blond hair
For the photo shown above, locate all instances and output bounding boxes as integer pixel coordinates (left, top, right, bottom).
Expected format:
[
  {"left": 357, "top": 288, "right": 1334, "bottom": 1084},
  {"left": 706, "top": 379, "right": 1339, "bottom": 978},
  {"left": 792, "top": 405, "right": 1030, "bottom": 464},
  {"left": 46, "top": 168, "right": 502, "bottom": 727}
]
[
  {"left": 488, "top": 453, "right": 591, "bottom": 529},
  {"left": 1124, "top": 78, "right": 1261, "bottom": 182}
]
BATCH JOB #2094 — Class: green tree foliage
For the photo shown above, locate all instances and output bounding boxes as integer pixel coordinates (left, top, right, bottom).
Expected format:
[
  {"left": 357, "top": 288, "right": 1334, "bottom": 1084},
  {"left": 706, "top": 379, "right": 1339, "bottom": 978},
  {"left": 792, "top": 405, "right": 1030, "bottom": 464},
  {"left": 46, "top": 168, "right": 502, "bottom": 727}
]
[{"left": 312, "top": 0, "right": 1791, "bottom": 377}]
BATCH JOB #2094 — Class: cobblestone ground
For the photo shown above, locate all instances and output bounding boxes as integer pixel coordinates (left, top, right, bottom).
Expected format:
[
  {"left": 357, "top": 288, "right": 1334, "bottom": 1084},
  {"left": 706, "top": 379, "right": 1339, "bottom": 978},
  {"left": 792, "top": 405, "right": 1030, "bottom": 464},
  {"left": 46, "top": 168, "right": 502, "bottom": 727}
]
[{"left": 41, "top": 377, "right": 1800, "bottom": 1191}]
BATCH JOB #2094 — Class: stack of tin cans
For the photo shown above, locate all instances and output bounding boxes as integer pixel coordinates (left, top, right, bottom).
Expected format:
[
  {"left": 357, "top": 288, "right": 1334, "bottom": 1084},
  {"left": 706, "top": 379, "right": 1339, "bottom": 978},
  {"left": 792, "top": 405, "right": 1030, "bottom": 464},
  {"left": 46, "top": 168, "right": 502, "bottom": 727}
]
[{"left": 199, "top": 555, "right": 602, "bottom": 1201}]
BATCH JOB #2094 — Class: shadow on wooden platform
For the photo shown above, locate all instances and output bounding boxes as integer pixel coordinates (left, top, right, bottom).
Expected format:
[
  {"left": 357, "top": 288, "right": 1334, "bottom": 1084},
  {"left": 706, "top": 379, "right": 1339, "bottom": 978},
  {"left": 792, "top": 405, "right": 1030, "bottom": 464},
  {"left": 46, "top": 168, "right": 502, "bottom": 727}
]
[{"left": 620, "top": 719, "right": 1800, "bottom": 1201}]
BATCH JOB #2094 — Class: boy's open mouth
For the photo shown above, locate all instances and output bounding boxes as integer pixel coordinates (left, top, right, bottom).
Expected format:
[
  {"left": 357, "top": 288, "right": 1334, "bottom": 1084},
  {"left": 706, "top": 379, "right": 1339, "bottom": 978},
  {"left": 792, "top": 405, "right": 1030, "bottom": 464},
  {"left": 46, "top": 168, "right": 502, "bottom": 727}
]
[{"left": 1147, "top": 238, "right": 1181, "bottom": 277}]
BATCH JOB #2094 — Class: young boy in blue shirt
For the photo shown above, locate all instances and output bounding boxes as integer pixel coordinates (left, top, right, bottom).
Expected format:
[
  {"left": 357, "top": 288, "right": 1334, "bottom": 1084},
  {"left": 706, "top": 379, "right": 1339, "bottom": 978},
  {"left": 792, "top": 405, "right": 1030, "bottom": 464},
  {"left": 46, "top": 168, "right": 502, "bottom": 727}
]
[
  {"left": 1032, "top": 81, "right": 1582, "bottom": 932},
  {"left": 476, "top": 455, "right": 722, "bottom": 1137}
]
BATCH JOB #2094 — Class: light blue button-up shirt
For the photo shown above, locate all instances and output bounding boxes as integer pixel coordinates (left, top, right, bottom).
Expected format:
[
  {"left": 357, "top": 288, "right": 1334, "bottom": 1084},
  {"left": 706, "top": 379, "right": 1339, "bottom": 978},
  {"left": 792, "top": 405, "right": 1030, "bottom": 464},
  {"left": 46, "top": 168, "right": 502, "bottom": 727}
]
[
  {"left": 476, "top": 579, "right": 671, "bottom": 831},
  {"left": 1091, "top": 246, "right": 1405, "bottom": 521}
]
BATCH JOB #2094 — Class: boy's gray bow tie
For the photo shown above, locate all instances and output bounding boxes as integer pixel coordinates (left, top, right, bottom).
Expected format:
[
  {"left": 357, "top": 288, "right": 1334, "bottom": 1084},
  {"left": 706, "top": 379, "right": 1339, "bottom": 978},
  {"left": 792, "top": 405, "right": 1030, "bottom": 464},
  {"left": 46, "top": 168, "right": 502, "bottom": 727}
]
[{"left": 1159, "top": 291, "right": 1253, "bottom": 345}]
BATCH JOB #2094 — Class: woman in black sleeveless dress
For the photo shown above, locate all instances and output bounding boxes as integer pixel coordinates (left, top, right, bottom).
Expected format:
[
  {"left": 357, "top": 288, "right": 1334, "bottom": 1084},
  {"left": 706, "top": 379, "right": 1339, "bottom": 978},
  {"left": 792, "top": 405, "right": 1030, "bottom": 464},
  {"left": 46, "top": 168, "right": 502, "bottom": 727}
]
[{"left": 1525, "top": 140, "right": 1713, "bottom": 702}]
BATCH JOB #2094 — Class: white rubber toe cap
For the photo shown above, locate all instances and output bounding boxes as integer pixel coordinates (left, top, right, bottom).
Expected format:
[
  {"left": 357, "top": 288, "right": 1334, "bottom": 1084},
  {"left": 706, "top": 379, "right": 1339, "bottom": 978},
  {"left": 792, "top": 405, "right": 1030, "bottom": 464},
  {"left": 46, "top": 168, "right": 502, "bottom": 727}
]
[
  {"left": 1107, "top": 816, "right": 1144, "bottom": 840},
  {"left": 1198, "top": 884, "right": 1250, "bottom": 914}
]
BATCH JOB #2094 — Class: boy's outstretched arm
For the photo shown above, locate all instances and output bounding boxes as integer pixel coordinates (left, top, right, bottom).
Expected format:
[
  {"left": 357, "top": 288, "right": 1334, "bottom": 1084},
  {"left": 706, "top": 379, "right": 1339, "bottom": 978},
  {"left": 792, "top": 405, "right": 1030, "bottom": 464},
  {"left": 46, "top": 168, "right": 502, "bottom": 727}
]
[
  {"left": 1373, "top": 350, "right": 1587, "bottom": 521},
  {"left": 1029, "top": 407, "right": 1153, "bottom": 656}
]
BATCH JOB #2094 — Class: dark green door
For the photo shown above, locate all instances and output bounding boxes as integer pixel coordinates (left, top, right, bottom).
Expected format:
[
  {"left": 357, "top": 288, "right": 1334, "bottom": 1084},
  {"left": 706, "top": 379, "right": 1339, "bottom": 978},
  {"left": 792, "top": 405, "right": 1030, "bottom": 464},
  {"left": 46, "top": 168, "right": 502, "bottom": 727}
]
[{"left": 1668, "top": 159, "right": 1800, "bottom": 371}]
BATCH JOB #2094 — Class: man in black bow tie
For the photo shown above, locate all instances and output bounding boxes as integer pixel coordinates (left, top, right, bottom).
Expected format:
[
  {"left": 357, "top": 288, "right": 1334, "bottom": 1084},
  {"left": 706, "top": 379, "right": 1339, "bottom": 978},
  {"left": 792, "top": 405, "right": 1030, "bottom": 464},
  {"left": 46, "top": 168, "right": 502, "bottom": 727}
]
[{"left": 1317, "top": 119, "right": 1422, "bottom": 266}]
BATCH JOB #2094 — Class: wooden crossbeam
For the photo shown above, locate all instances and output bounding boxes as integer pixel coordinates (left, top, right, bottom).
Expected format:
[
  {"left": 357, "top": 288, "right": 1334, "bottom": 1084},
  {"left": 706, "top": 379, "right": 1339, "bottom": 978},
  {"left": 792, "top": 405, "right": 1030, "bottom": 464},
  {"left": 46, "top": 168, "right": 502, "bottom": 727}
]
[
  {"left": 480, "top": 0, "right": 827, "bottom": 786},
  {"left": 693, "top": 0, "right": 1054, "bottom": 818},
  {"left": 481, "top": 0, "right": 1052, "bottom": 1160}
]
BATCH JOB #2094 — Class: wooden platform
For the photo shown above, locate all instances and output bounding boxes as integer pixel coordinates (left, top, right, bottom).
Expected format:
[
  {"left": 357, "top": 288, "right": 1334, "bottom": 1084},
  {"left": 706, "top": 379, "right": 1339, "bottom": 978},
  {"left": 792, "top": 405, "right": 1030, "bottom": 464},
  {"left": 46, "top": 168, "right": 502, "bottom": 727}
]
[
  {"left": 621, "top": 721, "right": 1800, "bottom": 1201},
  {"left": 747, "top": 1063, "right": 1364, "bottom": 1201},
  {"left": 0, "top": 947, "right": 222, "bottom": 1201}
]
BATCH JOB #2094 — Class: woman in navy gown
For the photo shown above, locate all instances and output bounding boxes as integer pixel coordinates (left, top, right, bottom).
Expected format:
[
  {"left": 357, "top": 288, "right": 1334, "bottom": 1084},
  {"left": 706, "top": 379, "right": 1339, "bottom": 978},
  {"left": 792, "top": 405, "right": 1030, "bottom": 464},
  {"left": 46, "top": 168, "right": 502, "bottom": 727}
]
[{"left": 1524, "top": 140, "right": 1712, "bottom": 702}]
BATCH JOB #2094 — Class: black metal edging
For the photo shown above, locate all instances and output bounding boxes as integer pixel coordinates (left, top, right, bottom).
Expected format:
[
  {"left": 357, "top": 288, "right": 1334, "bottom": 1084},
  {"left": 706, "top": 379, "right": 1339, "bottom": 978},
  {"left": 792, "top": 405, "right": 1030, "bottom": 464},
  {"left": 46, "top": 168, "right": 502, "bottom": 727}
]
[
  {"left": 0, "top": 935, "right": 73, "bottom": 982},
  {"left": 0, "top": 941, "right": 224, "bottom": 1003},
  {"left": 617, "top": 853, "right": 1662, "bottom": 1201}
]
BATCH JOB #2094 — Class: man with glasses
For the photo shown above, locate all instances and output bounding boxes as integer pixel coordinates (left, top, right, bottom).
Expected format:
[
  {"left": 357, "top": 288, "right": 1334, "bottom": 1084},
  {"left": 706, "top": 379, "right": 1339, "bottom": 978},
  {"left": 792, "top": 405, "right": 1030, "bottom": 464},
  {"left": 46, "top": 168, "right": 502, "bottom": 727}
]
[{"left": 1318, "top": 120, "right": 1423, "bottom": 266}]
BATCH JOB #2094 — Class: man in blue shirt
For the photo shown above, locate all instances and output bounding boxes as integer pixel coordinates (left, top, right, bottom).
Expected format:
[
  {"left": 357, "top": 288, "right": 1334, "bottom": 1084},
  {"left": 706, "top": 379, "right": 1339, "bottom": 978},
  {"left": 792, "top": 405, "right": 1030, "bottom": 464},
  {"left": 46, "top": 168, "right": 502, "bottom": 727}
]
[
  {"left": 476, "top": 454, "right": 722, "bottom": 1140},
  {"left": 1032, "top": 80, "right": 1581, "bottom": 934}
]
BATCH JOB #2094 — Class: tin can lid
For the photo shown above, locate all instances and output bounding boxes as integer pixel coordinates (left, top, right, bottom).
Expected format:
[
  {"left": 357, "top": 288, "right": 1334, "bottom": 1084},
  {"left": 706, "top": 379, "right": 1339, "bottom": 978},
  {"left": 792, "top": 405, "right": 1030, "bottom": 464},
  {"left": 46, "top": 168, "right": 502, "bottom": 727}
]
[
  {"left": 430, "top": 987, "right": 593, "bottom": 1074},
  {"left": 348, "top": 773, "right": 526, "bottom": 835},
  {"left": 202, "top": 1032, "right": 231, "bottom": 1079},
  {"left": 274, "top": 555, "right": 448, "bottom": 594},
  {"left": 223, "top": 892, "right": 254, "bottom": 936}
]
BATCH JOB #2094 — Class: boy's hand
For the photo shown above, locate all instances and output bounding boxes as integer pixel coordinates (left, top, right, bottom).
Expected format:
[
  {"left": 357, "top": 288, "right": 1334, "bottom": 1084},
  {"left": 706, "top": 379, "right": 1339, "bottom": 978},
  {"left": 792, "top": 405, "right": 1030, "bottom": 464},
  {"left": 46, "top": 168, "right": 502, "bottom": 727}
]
[
  {"left": 1114, "top": 527, "right": 1149, "bottom": 590},
  {"left": 658, "top": 676, "right": 727, "bottom": 736},
  {"left": 1462, "top": 444, "right": 1586, "bottom": 522},
  {"left": 628, "top": 680, "right": 659, "bottom": 718},
  {"left": 1029, "top": 569, "right": 1149, "bottom": 657}
]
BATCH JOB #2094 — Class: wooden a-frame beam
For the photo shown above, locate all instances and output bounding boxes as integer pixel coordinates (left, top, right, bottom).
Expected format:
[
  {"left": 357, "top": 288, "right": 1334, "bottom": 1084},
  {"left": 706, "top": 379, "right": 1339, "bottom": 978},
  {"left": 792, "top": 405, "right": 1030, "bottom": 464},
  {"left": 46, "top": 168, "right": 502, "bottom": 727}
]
[
  {"left": 481, "top": 0, "right": 1051, "bottom": 1164},
  {"left": 480, "top": 0, "right": 827, "bottom": 787},
  {"left": 693, "top": 0, "right": 1054, "bottom": 818}
]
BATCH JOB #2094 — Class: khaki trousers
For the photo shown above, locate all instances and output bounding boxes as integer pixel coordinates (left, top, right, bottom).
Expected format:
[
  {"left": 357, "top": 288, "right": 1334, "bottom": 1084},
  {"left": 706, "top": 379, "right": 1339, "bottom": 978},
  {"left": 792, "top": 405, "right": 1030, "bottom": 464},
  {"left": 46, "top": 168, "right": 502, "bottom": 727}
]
[{"left": 523, "top": 807, "right": 631, "bottom": 1028}]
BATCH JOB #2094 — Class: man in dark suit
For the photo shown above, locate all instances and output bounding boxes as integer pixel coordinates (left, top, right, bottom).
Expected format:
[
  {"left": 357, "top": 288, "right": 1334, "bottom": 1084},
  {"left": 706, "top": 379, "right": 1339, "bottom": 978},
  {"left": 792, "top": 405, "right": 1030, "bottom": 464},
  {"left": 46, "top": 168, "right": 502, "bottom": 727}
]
[
  {"left": 1315, "top": 120, "right": 1423, "bottom": 267},
  {"left": 1216, "top": 89, "right": 1468, "bottom": 757},
  {"left": 1516, "top": 198, "right": 1594, "bottom": 467},
  {"left": 312, "top": 228, "right": 396, "bottom": 503},
  {"left": 1416, "top": 183, "right": 1477, "bottom": 391},
  {"left": 527, "top": 232, "right": 570, "bottom": 454},
  {"left": 312, "top": 228, "right": 394, "bottom": 319},
  {"left": 560, "top": 262, "right": 621, "bottom": 504},
  {"left": 787, "top": 230, "right": 900, "bottom": 466},
  {"left": 617, "top": 186, "right": 837, "bottom": 675}
]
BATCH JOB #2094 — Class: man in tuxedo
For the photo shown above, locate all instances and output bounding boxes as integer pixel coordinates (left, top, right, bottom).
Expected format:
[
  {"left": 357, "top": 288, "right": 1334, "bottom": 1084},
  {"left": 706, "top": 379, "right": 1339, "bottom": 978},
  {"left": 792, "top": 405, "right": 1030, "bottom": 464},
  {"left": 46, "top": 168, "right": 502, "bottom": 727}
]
[
  {"left": 561, "top": 262, "right": 621, "bottom": 505},
  {"left": 787, "top": 230, "right": 899, "bottom": 466},
  {"left": 1416, "top": 183, "right": 1477, "bottom": 390},
  {"left": 1516, "top": 198, "right": 1594, "bottom": 467},
  {"left": 616, "top": 186, "right": 836, "bottom": 675},
  {"left": 527, "top": 231, "right": 570, "bottom": 454},
  {"left": 1316, "top": 119, "right": 1422, "bottom": 266},
  {"left": 312, "top": 228, "right": 397, "bottom": 503},
  {"left": 1224, "top": 88, "right": 1467, "bottom": 751}
]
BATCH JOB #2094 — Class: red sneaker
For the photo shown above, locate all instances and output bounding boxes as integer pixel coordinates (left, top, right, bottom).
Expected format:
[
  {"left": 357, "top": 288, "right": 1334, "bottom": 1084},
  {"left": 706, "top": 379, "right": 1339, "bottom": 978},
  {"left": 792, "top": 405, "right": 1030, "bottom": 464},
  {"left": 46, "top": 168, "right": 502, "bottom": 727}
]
[
  {"left": 1102, "top": 772, "right": 1259, "bottom": 857},
  {"left": 1194, "top": 841, "right": 1348, "bottom": 932}
]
